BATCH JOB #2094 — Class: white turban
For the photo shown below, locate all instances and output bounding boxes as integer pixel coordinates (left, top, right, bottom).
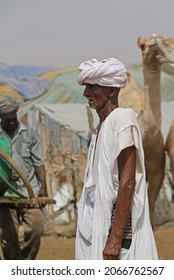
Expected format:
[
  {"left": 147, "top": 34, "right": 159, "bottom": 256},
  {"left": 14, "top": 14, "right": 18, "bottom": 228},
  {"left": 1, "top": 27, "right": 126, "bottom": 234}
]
[{"left": 77, "top": 57, "right": 127, "bottom": 88}]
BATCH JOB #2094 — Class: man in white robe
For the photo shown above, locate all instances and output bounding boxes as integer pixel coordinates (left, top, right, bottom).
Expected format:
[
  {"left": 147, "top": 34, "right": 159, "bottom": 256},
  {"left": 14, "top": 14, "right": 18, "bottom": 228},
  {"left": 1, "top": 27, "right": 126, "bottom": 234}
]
[{"left": 75, "top": 58, "right": 158, "bottom": 260}]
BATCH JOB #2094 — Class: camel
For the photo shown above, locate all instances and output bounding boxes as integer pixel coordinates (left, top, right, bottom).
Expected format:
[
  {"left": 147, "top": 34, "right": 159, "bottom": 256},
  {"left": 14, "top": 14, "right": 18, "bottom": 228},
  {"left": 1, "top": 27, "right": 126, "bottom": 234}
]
[
  {"left": 157, "top": 38, "right": 174, "bottom": 192},
  {"left": 119, "top": 33, "right": 173, "bottom": 225}
]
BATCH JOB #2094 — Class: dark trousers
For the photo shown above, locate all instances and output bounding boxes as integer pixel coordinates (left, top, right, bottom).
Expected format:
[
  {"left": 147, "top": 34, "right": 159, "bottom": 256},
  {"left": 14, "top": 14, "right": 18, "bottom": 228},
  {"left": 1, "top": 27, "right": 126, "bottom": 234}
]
[{"left": 0, "top": 207, "right": 44, "bottom": 260}]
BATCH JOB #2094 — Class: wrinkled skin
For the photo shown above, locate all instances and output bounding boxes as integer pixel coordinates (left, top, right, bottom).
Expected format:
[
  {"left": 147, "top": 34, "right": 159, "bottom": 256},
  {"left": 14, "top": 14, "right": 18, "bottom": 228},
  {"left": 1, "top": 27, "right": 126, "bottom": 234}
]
[{"left": 103, "top": 146, "right": 136, "bottom": 260}]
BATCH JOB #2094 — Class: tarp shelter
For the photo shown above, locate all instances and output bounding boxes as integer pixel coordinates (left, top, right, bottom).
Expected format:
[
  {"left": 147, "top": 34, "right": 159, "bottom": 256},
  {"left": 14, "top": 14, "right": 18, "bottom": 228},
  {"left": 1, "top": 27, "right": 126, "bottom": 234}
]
[
  {"left": 22, "top": 103, "right": 98, "bottom": 224},
  {"left": 0, "top": 65, "right": 51, "bottom": 100},
  {"left": 18, "top": 69, "right": 86, "bottom": 117}
]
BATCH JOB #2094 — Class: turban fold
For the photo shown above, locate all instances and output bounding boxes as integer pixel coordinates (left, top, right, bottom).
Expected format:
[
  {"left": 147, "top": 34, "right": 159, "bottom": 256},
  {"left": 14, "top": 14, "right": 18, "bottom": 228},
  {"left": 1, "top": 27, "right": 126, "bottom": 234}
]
[
  {"left": 0, "top": 98, "right": 19, "bottom": 116},
  {"left": 77, "top": 57, "right": 127, "bottom": 88}
]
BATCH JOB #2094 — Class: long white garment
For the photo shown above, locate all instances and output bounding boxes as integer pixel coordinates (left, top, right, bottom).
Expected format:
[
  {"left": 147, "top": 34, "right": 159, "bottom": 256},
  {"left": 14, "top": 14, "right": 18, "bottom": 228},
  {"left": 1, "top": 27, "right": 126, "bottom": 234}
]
[{"left": 75, "top": 108, "right": 158, "bottom": 260}]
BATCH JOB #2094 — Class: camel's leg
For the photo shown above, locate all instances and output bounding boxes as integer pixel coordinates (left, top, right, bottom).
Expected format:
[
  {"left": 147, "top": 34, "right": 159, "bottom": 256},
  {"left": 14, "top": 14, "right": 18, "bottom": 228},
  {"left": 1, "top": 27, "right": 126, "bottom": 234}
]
[{"left": 147, "top": 159, "right": 165, "bottom": 227}]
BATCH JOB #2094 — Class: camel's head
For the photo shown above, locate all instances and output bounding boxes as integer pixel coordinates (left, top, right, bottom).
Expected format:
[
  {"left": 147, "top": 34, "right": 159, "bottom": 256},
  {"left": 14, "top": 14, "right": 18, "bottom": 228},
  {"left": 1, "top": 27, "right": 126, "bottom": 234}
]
[
  {"left": 137, "top": 33, "right": 165, "bottom": 69},
  {"left": 138, "top": 33, "right": 174, "bottom": 72},
  {"left": 156, "top": 37, "right": 174, "bottom": 74}
]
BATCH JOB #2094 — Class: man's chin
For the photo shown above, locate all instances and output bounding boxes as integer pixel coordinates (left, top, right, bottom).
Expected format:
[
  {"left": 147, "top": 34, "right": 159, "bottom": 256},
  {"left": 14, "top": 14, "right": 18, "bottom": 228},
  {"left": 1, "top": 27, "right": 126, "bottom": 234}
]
[
  {"left": 6, "top": 126, "right": 17, "bottom": 132},
  {"left": 88, "top": 104, "right": 96, "bottom": 109}
]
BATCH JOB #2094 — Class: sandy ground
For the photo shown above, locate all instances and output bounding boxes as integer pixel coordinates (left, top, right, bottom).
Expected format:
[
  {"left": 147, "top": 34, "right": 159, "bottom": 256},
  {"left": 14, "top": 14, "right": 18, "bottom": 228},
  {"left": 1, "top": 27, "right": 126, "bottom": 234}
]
[{"left": 36, "top": 222, "right": 174, "bottom": 260}]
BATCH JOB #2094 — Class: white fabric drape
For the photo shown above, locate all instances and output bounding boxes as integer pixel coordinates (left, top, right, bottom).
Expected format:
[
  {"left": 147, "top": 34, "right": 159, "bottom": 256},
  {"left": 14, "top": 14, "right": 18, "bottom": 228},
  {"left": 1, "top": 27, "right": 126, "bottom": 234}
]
[{"left": 75, "top": 108, "right": 158, "bottom": 260}]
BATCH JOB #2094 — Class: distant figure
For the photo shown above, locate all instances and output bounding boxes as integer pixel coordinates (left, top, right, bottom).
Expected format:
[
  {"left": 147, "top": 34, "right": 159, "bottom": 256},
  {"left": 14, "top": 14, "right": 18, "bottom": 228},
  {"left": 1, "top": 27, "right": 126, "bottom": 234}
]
[
  {"left": 75, "top": 58, "right": 158, "bottom": 260},
  {"left": 0, "top": 98, "right": 47, "bottom": 260}
]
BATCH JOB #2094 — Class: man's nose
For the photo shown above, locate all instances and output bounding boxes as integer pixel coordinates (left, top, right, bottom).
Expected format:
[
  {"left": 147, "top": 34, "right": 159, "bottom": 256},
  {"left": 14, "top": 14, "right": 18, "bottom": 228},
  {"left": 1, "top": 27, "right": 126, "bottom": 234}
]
[
  {"left": 83, "top": 87, "right": 89, "bottom": 97},
  {"left": 9, "top": 120, "right": 16, "bottom": 125}
]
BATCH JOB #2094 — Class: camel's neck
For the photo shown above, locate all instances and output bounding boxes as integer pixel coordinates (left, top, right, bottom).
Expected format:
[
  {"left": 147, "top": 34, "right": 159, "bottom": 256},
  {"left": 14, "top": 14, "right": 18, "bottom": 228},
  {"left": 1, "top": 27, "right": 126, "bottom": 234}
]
[{"left": 143, "top": 63, "right": 162, "bottom": 126}]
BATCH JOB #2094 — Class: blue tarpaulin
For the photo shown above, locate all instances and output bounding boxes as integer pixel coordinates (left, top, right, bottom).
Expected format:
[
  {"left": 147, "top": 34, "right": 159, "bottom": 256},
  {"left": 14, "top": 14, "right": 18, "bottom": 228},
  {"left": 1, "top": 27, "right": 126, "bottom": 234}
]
[{"left": 0, "top": 65, "right": 51, "bottom": 100}]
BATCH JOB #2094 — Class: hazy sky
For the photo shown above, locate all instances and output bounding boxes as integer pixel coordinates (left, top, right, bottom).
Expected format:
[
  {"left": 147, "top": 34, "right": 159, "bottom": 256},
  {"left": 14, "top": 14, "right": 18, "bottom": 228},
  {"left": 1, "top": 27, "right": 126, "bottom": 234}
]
[{"left": 1, "top": 0, "right": 174, "bottom": 69}]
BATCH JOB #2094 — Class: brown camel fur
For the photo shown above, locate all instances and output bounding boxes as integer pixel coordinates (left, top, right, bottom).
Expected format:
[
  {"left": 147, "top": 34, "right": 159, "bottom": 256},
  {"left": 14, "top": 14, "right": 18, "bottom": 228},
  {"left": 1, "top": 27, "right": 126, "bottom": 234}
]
[
  {"left": 157, "top": 37, "right": 174, "bottom": 191},
  {"left": 119, "top": 33, "right": 173, "bottom": 225}
]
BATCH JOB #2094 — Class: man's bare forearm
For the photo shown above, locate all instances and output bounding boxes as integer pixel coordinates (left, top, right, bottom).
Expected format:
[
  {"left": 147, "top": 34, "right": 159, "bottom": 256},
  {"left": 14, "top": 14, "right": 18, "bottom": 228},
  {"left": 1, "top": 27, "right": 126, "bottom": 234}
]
[
  {"left": 34, "top": 165, "right": 48, "bottom": 197},
  {"left": 110, "top": 179, "right": 135, "bottom": 239},
  {"left": 103, "top": 146, "right": 136, "bottom": 259}
]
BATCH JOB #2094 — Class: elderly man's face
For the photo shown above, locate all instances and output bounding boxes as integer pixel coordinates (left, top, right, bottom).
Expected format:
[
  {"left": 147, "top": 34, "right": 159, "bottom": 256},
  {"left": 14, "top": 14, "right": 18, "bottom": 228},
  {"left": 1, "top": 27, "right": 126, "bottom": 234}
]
[
  {"left": 1, "top": 112, "right": 18, "bottom": 132},
  {"left": 83, "top": 83, "right": 111, "bottom": 111}
]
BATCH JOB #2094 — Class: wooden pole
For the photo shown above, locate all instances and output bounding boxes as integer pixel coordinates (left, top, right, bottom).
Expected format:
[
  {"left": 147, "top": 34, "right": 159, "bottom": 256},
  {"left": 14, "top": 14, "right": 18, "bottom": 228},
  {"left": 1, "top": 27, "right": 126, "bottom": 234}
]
[{"left": 39, "top": 113, "right": 53, "bottom": 214}]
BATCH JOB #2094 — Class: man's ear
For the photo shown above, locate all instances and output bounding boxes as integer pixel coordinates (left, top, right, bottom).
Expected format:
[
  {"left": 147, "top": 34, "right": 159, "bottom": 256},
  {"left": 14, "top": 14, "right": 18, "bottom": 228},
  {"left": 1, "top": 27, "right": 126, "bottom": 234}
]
[{"left": 108, "top": 87, "right": 120, "bottom": 97}]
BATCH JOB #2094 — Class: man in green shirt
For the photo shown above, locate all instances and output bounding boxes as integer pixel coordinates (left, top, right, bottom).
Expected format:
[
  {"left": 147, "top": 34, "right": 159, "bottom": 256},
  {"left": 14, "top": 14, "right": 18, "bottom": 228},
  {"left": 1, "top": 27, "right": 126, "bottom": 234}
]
[{"left": 0, "top": 98, "right": 47, "bottom": 259}]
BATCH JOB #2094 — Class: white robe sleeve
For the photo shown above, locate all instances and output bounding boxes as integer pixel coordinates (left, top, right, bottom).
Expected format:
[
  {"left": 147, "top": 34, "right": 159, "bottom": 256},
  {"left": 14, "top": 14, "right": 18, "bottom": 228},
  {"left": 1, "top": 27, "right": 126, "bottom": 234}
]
[{"left": 117, "top": 126, "right": 135, "bottom": 152}]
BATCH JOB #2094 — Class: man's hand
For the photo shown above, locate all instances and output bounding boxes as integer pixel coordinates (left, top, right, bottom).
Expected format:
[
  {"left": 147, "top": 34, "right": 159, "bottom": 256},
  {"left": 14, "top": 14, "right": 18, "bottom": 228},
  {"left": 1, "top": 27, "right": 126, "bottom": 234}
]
[
  {"left": 34, "top": 165, "right": 48, "bottom": 197},
  {"left": 38, "top": 186, "right": 48, "bottom": 197},
  {"left": 11, "top": 169, "right": 20, "bottom": 181},
  {"left": 103, "top": 233, "right": 122, "bottom": 260}
]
